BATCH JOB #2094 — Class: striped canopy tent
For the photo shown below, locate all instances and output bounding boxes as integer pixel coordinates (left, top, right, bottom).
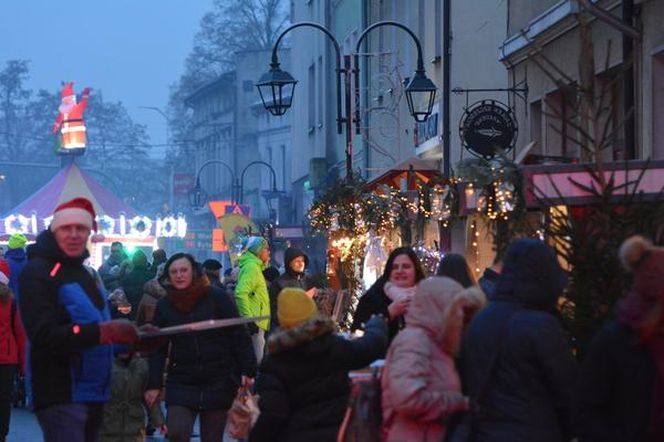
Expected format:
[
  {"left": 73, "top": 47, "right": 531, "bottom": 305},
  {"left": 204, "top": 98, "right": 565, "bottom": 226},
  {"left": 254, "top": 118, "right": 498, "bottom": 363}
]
[{"left": 0, "top": 163, "right": 137, "bottom": 239}]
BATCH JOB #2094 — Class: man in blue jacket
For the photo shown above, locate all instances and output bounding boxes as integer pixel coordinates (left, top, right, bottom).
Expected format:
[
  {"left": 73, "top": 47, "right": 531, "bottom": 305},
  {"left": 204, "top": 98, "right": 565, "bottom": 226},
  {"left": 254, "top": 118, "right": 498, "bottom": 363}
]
[{"left": 19, "top": 198, "right": 139, "bottom": 442}]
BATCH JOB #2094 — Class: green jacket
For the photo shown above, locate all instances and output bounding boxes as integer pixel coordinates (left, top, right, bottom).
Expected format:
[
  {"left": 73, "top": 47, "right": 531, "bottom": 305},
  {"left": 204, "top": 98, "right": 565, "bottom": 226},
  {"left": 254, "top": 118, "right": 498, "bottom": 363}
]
[
  {"left": 235, "top": 251, "right": 270, "bottom": 331},
  {"left": 99, "top": 356, "right": 165, "bottom": 442}
]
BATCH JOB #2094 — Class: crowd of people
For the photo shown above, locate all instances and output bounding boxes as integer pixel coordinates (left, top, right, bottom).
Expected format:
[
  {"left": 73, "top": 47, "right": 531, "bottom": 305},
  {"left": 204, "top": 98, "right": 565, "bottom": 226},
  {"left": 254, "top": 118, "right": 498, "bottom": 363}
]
[{"left": 0, "top": 195, "right": 661, "bottom": 442}]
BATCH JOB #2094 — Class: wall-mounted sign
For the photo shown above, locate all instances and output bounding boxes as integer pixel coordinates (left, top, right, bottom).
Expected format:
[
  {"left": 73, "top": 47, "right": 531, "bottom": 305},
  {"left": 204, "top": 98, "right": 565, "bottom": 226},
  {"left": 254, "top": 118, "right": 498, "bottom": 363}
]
[
  {"left": 414, "top": 102, "right": 440, "bottom": 147},
  {"left": 459, "top": 100, "right": 517, "bottom": 159}
]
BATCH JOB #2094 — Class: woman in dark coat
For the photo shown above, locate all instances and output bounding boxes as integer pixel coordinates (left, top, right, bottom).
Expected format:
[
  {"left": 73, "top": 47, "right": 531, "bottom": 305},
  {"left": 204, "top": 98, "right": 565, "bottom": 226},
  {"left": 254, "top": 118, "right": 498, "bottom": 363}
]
[
  {"left": 351, "top": 247, "right": 425, "bottom": 344},
  {"left": 576, "top": 236, "right": 664, "bottom": 442},
  {"left": 250, "top": 288, "right": 387, "bottom": 442},
  {"left": 461, "top": 239, "right": 577, "bottom": 442},
  {"left": 144, "top": 253, "right": 256, "bottom": 442}
]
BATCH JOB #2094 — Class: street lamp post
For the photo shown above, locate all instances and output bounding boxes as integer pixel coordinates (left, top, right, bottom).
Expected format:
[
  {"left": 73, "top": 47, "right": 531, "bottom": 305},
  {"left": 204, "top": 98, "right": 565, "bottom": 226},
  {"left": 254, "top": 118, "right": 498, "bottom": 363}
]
[
  {"left": 237, "top": 160, "right": 280, "bottom": 204},
  {"left": 257, "top": 21, "right": 437, "bottom": 181},
  {"left": 355, "top": 21, "right": 438, "bottom": 126},
  {"left": 236, "top": 160, "right": 284, "bottom": 225},
  {"left": 189, "top": 160, "right": 238, "bottom": 209}
]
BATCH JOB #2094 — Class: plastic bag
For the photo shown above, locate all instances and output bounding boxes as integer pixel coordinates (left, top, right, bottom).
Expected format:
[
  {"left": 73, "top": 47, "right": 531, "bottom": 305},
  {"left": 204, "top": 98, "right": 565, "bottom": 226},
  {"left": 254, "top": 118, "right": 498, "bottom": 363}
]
[{"left": 226, "top": 385, "right": 260, "bottom": 439}]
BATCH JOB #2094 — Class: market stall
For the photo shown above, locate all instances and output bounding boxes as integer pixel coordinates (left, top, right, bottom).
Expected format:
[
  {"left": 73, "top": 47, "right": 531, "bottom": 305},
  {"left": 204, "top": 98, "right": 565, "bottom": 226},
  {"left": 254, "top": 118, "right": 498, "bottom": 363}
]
[{"left": 0, "top": 163, "right": 187, "bottom": 268}]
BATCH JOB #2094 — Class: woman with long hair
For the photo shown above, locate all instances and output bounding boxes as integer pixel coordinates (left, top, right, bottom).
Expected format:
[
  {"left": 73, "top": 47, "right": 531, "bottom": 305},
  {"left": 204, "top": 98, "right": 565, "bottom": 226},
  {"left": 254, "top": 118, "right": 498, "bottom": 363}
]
[
  {"left": 436, "top": 253, "right": 477, "bottom": 288},
  {"left": 144, "top": 253, "right": 256, "bottom": 442},
  {"left": 351, "top": 246, "right": 425, "bottom": 344}
]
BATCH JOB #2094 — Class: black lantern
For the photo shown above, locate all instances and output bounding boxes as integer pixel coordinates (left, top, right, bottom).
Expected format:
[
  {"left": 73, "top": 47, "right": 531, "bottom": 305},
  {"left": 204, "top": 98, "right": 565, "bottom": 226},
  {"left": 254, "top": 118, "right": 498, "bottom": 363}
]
[
  {"left": 405, "top": 71, "right": 437, "bottom": 122},
  {"left": 188, "top": 179, "right": 208, "bottom": 209},
  {"left": 256, "top": 63, "right": 297, "bottom": 116}
]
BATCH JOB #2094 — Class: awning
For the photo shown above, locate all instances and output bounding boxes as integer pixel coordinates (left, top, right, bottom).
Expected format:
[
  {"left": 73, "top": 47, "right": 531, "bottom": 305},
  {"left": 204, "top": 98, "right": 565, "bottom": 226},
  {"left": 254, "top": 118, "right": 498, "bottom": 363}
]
[{"left": 367, "top": 157, "right": 440, "bottom": 191}]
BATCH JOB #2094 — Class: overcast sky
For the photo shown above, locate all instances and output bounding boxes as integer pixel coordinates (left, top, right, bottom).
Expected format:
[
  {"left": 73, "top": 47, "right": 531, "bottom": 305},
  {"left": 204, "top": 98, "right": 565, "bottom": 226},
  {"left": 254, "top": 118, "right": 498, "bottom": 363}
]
[{"left": 0, "top": 0, "right": 213, "bottom": 159}]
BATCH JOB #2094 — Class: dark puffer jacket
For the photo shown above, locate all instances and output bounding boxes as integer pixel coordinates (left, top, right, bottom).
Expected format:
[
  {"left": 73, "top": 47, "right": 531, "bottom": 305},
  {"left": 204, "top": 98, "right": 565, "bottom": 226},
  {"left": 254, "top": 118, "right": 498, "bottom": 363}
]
[
  {"left": 148, "top": 284, "right": 256, "bottom": 410},
  {"left": 575, "top": 321, "right": 656, "bottom": 442},
  {"left": 19, "top": 229, "right": 111, "bottom": 410},
  {"left": 268, "top": 248, "right": 316, "bottom": 331},
  {"left": 461, "top": 239, "right": 577, "bottom": 442},
  {"left": 250, "top": 315, "right": 387, "bottom": 442}
]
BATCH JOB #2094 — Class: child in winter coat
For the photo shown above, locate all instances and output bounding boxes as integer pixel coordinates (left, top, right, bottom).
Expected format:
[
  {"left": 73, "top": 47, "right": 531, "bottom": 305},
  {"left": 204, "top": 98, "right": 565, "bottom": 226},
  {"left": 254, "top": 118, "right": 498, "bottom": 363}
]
[
  {"left": 99, "top": 349, "right": 165, "bottom": 442},
  {"left": 250, "top": 287, "right": 387, "bottom": 442},
  {"left": 381, "top": 277, "right": 485, "bottom": 442}
]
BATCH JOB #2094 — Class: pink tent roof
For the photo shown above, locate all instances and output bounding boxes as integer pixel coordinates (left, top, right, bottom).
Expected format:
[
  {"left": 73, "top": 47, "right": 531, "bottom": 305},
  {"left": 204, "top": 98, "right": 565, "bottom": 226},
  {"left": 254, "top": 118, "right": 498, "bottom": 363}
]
[{"left": 5, "top": 163, "right": 137, "bottom": 220}]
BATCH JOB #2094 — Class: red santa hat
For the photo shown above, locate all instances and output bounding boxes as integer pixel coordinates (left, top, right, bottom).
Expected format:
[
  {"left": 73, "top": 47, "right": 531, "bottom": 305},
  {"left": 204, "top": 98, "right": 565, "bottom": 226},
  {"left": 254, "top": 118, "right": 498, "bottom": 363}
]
[
  {"left": 0, "top": 260, "right": 10, "bottom": 286},
  {"left": 61, "top": 82, "right": 75, "bottom": 98},
  {"left": 50, "top": 197, "right": 97, "bottom": 232}
]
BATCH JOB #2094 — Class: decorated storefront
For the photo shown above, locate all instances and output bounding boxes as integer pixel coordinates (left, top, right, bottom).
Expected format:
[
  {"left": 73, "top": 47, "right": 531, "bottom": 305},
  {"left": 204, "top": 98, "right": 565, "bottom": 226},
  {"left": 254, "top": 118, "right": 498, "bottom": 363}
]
[{"left": 0, "top": 163, "right": 187, "bottom": 268}]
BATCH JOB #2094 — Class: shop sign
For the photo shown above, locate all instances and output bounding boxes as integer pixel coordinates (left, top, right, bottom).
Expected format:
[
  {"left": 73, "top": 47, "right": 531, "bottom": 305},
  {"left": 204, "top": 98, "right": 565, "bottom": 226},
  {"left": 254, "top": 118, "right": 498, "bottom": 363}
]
[
  {"left": 183, "top": 229, "right": 213, "bottom": 250},
  {"left": 459, "top": 100, "right": 517, "bottom": 159}
]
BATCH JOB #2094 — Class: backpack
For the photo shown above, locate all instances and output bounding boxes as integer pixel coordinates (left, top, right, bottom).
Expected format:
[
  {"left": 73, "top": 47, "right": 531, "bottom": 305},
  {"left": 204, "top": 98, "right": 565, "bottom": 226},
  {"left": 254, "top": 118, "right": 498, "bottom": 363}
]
[{"left": 337, "top": 365, "right": 383, "bottom": 442}]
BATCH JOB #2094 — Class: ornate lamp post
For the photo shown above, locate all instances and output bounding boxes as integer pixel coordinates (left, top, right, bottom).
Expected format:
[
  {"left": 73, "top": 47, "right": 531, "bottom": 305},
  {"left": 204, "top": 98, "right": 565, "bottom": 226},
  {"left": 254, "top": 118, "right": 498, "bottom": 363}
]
[
  {"left": 188, "top": 160, "right": 238, "bottom": 209},
  {"left": 354, "top": 21, "right": 437, "bottom": 126},
  {"left": 237, "top": 160, "right": 280, "bottom": 204},
  {"left": 257, "top": 21, "right": 437, "bottom": 182}
]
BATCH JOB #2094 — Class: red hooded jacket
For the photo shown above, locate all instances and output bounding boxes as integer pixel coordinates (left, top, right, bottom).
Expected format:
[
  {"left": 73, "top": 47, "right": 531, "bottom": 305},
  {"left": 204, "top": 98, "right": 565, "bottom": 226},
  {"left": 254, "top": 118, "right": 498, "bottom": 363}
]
[{"left": 0, "top": 259, "right": 26, "bottom": 368}]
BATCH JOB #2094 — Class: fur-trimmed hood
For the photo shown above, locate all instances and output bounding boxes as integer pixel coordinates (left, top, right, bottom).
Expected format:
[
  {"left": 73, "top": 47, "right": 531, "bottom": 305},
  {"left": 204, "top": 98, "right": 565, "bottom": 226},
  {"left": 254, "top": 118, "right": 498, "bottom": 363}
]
[{"left": 267, "top": 315, "right": 336, "bottom": 354}]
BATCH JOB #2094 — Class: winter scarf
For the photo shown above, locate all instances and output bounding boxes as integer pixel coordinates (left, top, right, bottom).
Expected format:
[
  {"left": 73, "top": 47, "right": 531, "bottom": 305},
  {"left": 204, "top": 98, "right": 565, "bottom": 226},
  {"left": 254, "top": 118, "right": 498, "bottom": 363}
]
[
  {"left": 383, "top": 282, "right": 416, "bottom": 303},
  {"left": 163, "top": 275, "right": 210, "bottom": 314}
]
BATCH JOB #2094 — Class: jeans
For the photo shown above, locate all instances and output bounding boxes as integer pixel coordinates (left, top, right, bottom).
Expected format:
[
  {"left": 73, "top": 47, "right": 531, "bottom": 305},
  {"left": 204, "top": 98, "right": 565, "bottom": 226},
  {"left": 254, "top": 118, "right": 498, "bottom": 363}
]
[
  {"left": 251, "top": 329, "right": 265, "bottom": 364},
  {"left": 166, "top": 405, "right": 227, "bottom": 442},
  {"left": 0, "top": 365, "right": 15, "bottom": 439},
  {"left": 36, "top": 403, "right": 103, "bottom": 442}
]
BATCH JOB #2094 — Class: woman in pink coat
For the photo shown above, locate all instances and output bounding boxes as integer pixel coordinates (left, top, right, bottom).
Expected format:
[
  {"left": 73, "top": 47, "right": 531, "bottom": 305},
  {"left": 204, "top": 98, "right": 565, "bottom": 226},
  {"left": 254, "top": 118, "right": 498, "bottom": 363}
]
[{"left": 381, "top": 276, "right": 485, "bottom": 442}]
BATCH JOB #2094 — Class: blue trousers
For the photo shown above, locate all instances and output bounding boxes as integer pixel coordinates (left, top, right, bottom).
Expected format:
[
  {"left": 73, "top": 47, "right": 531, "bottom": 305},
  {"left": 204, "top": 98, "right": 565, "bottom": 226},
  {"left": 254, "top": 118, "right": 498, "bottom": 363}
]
[{"left": 36, "top": 403, "right": 104, "bottom": 442}]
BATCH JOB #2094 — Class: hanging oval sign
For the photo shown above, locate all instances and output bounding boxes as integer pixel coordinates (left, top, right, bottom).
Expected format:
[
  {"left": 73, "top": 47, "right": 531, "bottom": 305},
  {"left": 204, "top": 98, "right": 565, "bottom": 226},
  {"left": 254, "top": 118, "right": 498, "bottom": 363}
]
[{"left": 459, "top": 100, "right": 518, "bottom": 159}]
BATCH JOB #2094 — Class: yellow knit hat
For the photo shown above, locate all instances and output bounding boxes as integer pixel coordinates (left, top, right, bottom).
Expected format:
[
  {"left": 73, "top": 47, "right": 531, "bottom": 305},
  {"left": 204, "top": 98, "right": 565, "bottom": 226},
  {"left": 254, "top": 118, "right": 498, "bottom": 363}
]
[{"left": 277, "top": 288, "right": 318, "bottom": 329}]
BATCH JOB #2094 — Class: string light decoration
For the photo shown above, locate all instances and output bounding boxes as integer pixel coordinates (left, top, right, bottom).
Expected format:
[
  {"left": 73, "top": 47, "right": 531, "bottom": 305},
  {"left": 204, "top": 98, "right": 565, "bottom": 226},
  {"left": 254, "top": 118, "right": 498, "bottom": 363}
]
[
  {"left": 417, "top": 177, "right": 461, "bottom": 228},
  {"left": 308, "top": 176, "right": 396, "bottom": 238},
  {"left": 413, "top": 241, "right": 444, "bottom": 276},
  {"left": 470, "top": 219, "right": 481, "bottom": 275},
  {"left": 309, "top": 176, "right": 397, "bottom": 324},
  {"left": 308, "top": 173, "right": 462, "bottom": 324},
  {"left": 457, "top": 156, "right": 521, "bottom": 221}
]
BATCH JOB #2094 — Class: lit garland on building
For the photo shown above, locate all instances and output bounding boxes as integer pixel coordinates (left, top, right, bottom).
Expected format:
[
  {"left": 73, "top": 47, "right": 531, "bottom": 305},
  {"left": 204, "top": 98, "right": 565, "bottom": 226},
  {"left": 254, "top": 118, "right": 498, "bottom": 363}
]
[
  {"left": 470, "top": 218, "right": 481, "bottom": 275},
  {"left": 458, "top": 156, "right": 521, "bottom": 221},
  {"left": 417, "top": 177, "right": 461, "bottom": 228}
]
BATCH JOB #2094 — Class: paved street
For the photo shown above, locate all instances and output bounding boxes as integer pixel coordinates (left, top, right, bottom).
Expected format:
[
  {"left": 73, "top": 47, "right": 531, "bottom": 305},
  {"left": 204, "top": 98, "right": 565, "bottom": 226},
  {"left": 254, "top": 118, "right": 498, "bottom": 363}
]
[
  {"left": 7, "top": 407, "right": 243, "bottom": 441},
  {"left": 7, "top": 408, "right": 41, "bottom": 442},
  {"left": 8, "top": 408, "right": 169, "bottom": 442}
]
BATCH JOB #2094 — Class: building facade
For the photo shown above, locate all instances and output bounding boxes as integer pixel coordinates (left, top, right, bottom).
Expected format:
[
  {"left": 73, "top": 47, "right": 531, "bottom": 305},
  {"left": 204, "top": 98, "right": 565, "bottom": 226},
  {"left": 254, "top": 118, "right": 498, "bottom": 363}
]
[
  {"left": 288, "top": 0, "right": 365, "bottom": 224},
  {"left": 502, "top": 0, "right": 664, "bottom": 161},
  {"left": 185, "top": 49, "right": 293, "bottom": 225}
]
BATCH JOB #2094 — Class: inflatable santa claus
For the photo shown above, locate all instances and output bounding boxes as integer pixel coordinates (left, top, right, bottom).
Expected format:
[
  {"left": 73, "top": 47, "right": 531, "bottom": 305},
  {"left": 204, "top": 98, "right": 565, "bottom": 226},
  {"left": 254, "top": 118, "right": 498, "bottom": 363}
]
[{"left": 52, "top": 82, "right": 90, "bottom": 152}]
